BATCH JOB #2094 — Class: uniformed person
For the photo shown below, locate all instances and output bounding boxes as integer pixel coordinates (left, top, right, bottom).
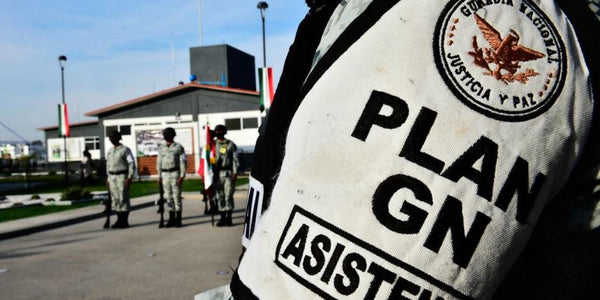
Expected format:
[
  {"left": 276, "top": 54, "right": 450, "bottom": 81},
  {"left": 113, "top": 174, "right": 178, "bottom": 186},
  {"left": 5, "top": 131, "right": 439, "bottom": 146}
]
[
  {"left": 106, "top": 131, "right": 136, "bottom": 229},
  {"left": 214, "top": 124, "right": 239, "bottom": 227},
  {"left": 156, "top": 127, "right": 187, "bottom": 228}
]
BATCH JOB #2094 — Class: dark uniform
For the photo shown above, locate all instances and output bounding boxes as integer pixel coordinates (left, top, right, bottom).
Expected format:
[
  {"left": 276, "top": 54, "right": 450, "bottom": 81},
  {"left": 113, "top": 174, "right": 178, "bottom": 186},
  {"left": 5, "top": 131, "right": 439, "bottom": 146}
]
[{"left": 213, "top": 124, "right": 239, "bottom": 227}]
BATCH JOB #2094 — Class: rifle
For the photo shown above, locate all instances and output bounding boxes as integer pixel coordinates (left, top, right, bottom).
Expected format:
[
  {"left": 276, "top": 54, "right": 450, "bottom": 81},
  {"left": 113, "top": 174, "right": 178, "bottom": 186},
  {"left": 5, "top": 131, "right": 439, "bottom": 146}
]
[
  {"left": 157, "top": 182, "right": 165, "bottom": 228},
  {"left": 102, "top": 192, "right": 111, "bottom": 229},
  {"left": 202, "top": 188, "right": 215, "bottom": 226},
  {"left": 203, "top": 188, "right": 209, "bottom": 214}
]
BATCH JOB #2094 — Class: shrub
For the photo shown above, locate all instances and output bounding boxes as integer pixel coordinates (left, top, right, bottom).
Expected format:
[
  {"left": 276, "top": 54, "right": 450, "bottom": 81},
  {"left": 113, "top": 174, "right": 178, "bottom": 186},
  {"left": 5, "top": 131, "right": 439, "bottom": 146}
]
[
  {"left": 61, "top": 186, "right": 92, "bottom": 201},
  {"left": 30, "top": 194, "right": 41, "bottom": 200}
]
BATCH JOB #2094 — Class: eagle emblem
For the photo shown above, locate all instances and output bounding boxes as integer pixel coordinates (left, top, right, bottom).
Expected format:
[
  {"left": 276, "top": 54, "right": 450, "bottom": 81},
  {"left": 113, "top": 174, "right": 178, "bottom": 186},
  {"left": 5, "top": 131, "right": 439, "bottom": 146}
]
[{"left": 468, "top": 13, "right": 546, "bottom": 84}]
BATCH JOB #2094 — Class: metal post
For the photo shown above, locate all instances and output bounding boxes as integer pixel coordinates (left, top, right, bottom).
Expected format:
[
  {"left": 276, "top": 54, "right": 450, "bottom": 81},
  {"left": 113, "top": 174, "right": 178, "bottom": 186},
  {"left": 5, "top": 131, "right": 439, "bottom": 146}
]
[
  {"left": 59, "top": 55, "right": 68, "bottom": 184},
  {"left": 261, "top": 14, "right": 266, "bottom": 67},
  {"left": 257, "top": 2, "right": 268, "bottom": 67}
]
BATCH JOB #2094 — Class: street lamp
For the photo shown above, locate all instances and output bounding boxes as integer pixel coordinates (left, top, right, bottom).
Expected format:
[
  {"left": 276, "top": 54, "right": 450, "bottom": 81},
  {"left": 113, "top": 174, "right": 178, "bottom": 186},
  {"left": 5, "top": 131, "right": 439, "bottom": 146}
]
[
  {"left": 58, "top": 55, "right": 68, "bottom": 184},
  {"left": 257, "top": 1, "right": 268, "bottom": 67}
]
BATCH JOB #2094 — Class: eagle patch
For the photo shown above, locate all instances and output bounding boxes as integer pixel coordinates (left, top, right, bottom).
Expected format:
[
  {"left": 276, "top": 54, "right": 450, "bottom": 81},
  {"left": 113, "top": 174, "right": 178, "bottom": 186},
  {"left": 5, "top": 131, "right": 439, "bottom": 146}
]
[{"left": 434, "top": 0, "right": 566, "bottom": 121}]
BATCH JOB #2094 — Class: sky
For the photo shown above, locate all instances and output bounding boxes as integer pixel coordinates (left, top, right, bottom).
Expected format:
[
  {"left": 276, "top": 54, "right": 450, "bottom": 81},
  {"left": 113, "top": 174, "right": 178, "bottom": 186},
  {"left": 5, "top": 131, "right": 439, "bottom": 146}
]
[{"left": 0, "top": 0, "right": 309, "bottom": 142}]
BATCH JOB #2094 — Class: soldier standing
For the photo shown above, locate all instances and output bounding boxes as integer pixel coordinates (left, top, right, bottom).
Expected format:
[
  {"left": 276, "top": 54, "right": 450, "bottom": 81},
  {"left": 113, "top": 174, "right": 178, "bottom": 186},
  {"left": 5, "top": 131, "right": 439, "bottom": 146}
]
[
  {"left": 214, "top": 124, "right": 239, "bottom": 227},
  {"left": 156, "top": 127, "right": 187, "bottom": 228},
  {"left": 106, "top": 131, "right": 136, "bottom": 229}
]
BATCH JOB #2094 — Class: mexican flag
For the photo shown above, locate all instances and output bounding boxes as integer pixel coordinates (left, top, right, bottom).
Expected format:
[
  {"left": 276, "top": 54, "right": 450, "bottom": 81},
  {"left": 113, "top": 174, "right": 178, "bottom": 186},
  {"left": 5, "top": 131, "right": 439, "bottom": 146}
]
[
  {"left": 198, "top": 123, "right": 216, "bottom": 191},
  {"left": 58, "top": 103, "right": 70, "bottom": 137},
  {"left": 258, "top": 67, "right": 274, "bottom": 112}
]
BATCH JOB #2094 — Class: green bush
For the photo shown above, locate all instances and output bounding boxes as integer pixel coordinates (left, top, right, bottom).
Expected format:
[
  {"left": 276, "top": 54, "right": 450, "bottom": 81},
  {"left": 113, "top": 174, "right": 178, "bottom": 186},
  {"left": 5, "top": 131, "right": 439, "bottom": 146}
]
[
  {"left": 30, "top": 194, "right": 41, "bottom": 200},
  {"left": 60, "top": 186, "right": 92, "bottom": 201}
]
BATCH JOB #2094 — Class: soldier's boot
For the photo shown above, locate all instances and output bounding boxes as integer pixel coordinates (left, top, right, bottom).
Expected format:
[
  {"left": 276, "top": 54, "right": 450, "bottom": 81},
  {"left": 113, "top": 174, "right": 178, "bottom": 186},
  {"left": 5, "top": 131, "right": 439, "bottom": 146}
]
[
  {"left": 111, "top": 212, "right": 123, "bottom": 229},
  {"left": 216, "top": 212, "right": 227, "bottom": 227},
  {"left": 226, "top": 210, "right": 233, "bottom": 226},
  {"left": 165, "top": 211, "right": 175, "bottom": 228},
  {"left": 175, "top": 211, "right": 182, "bottom": 228},
  {"left": 121, "top": 211, "right": 130, "bottom": 228}
]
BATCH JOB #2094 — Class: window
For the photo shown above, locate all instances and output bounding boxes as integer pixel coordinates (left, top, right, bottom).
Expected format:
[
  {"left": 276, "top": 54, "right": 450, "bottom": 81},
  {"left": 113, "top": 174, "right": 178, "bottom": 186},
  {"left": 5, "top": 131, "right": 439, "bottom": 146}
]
[
  {"left": 242, "top": 117, "right": 258, "bottom": 129},
  {"left": 84, "top": 137, "right": 100, "bottom": 150},
  {"left": 105, "top": 125, "right": 131, "bottom": 136},
  {"left": 225, "top": 118, "right": 241, "bottom": 130},
  {"left": 120, "top": 125, "right": 131, "bottom": 135},
  {"left": 105, "top": 126, "right": 118, "bottom": 136}
]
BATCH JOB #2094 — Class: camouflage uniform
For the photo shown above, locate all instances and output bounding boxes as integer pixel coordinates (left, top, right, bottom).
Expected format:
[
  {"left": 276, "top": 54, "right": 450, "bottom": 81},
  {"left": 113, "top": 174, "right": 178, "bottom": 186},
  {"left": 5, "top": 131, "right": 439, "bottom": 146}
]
[
  {"left": 215, "top": 138, "right": 238, "bottom": 212},
  {"left": 157, "top": 142, "right": 186, "bottom": 212},
  {"left": 106, "top": 145, "right": 135, "bottom": 212}
]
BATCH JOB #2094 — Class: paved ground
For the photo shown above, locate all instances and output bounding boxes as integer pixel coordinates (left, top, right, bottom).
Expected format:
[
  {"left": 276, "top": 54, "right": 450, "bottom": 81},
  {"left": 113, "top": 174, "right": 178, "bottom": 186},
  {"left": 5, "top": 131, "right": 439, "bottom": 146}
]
[{"left": 0, "top": 187, "right": 248, "bottom": 300}]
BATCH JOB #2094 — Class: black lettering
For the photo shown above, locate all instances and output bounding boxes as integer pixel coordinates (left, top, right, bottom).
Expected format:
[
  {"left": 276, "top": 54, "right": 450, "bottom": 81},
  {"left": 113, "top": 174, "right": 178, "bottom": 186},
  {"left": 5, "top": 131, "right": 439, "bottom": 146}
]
[
  {"left": 303, "top": 234, "right": 330, "bottom": 275},
  {"left": 449, "top": 53, "right": 463, "bottom": 67},
  {"left": 529, "top": 93, "right": 536, "bottom": 105},
  {"left": 321, "top": 243, "right": 345, "bottom": 284},
  {"left": 424, "top": 196, "right": 492, "bottom": 268},
  {"left": 499, "top": 93, "right": 509, "bottom": 105},
  {"left": 455, "top": 65, "right": 466, "bottom": 75},
  {"left": 389, "top": 276, "right": 420, "bottom": 299},
  {"left": 546, "top": 48, "right": 558, "bottom": 63},
  {"left": 352, "top": 90, "right": 409, "bottom": 141},
  {"left": 418, "top": 289, "right": 445, "bottom": 300},
  {"left": 513, "top": 96, "right": 521, "bottom": 108},
  {"left": 400, "top": 107, "right": 445, "bottom": 174},
  {"left": 526, "top": 11, "right": 534, "bottom": 20},
  {"left": 481, "top": 88, "right": 491, "bottom": 101},
  {"left": 441, "top": 136, "right": 498, "bottom": 201},
  {"left": 471, "top": 81, "right": 481, "bottom": 93},
  {"left": 519, "top": 2, "right": 528, "bottom": 14},
  {"left": 460, "top": 6, "right": 472, "bottom": 17},
  {"left": 334, "top": 252, "right": 367, "bottom": 295},
  {"left": 373, "top": 174, "right": 433, "bottom": 234},
  {"left": 460, "top": 71, "right": 474, "bottom": 82},
  {"left": 495, "top": 157, "right": 546, "bottom": 224},
  {"left": 365, "top": 263, "right": 397, "bottom": 300},
  {"left": 281, "top": 224, "right": 309, "bottom": 266}
]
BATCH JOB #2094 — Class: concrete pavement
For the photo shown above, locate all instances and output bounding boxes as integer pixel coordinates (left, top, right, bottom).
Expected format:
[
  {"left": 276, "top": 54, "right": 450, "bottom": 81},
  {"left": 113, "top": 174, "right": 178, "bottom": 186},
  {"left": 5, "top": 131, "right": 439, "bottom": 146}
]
[{"left": 0, "top": 186, "right": 249, "bottom": 300}]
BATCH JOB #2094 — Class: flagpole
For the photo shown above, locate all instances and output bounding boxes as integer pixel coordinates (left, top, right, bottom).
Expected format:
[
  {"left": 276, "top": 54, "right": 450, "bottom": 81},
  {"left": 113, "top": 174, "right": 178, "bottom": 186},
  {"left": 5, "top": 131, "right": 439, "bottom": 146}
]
[{"left": 59, "top": 55, "right": 68, "bottom": 184}]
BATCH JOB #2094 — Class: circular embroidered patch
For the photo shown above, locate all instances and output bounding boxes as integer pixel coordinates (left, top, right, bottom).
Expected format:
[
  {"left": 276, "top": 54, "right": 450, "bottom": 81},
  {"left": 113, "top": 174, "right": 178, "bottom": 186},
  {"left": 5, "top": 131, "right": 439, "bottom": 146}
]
[{"left": 434, "top": 0, "right": 566, "bottom": 121}]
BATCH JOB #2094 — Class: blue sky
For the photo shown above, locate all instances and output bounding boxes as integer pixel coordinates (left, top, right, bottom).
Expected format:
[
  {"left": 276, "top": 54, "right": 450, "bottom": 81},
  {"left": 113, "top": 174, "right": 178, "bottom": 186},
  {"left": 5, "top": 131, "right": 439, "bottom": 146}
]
[{"left": 0, "top": 0, "right": 308, "bottom": 142}]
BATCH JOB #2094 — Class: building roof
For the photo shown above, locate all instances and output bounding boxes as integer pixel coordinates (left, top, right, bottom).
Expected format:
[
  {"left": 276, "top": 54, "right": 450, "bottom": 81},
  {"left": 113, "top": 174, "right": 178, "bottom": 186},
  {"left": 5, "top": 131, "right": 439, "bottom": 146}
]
[
  {"left": 37, "top": 120, "right": 99, "bottom": 131},
  {"left": 85, "top": 82, "right": 259, "bottom": 117}
]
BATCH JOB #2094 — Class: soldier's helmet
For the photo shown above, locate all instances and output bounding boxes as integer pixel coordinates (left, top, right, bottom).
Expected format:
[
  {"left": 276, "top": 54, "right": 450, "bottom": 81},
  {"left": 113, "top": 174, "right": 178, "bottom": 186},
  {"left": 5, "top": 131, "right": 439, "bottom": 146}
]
[
  {"left": 109, "top": 131, "right": 122, "bottom": 140},
  {"left": 163, "top": 127, "right": 176, "bottom": 139},
  {"left": 214, "top": 124, "right": 227, "bottom": 135}
]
